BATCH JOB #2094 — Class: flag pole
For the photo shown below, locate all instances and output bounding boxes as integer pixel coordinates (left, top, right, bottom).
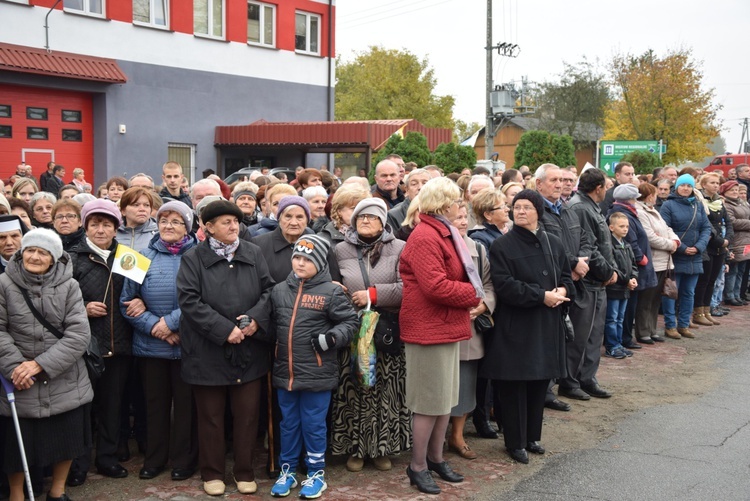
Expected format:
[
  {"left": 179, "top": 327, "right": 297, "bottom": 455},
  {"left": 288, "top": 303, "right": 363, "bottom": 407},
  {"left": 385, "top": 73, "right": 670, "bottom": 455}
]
[{"left": 102, "top": 270, "right": 113, "bottom": 303}]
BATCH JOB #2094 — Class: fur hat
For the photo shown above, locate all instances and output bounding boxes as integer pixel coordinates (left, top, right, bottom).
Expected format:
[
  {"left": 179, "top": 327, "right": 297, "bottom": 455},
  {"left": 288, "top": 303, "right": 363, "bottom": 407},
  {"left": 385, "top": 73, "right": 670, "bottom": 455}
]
[
  {"left": 351, "top": 198, "right": 387, "bottom": 229},
  {"left": 157, "top": 200, "right": 194, "bottom": 229},
  {"left": 22, "top": 228, "right": 63, "bottom": 263},
  {"left": 200, "top": 199, "right": 244, "bottom": 225},
  {"left": 81, "top": 199, "right": 122, "bottom": 228},
  {"left": 613, "top": 183, "right": 641, "bottom": 201},
  {"left": 292, "top": 234, "right": 330, "bottom": 273},
  {"left": 277, "top": 195, "right": 311, "bottom": 221}
]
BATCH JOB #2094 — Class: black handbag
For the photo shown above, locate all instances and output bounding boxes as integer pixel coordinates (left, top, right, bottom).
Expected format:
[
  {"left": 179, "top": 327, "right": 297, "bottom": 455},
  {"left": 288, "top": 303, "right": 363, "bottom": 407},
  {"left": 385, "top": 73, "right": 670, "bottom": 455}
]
[
  {"left": 473, "top": 244, "right": 493, "bottom": 333},
  {"left": 21, "top": 288, "right": 105, "bottom": 383},
  {"left": 356, "top": 247, "right": 402, "bottom": 356}
]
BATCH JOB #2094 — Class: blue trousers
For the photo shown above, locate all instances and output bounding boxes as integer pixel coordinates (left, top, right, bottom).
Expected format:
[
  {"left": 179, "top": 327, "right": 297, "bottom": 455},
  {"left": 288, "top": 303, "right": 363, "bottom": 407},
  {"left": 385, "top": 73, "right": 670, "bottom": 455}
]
[
  {"left": 662, "top": 273, "right": 700, "bottom": 329},
  {"left": 604, "top": 298, "right": 628, "bottom": 351},
  {"left": 725, "top": 261, "right": 748, "bottom": 301},
  {"left": 277, "top": 389, "right": 331, "bottom": 472},
  {"left": 711, "top": 268, "right": 726, "bottom": 308}
]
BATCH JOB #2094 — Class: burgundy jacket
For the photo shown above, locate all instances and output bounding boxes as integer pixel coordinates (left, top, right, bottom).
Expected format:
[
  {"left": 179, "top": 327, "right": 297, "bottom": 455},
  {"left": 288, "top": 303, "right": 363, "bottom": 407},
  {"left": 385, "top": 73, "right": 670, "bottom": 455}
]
[{"left": 399, "top": 214, "right": 478, "bottom": 345}]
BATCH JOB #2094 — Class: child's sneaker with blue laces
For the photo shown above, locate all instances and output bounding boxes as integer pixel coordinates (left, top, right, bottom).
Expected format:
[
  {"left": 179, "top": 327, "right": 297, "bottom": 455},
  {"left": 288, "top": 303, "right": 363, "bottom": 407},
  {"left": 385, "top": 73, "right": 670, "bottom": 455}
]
[
  {"left": 271, "top": 463, "right": 297, "bottom": 497},
  {"left": 299, "top": 470, "right": 327, "bottom": 499}
]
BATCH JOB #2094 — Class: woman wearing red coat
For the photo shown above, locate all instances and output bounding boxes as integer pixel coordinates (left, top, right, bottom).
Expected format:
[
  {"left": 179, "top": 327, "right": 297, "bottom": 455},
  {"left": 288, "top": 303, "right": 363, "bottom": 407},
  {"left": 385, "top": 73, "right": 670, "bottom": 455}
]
[{"left": 399, "top": 178, "right": 485, "bottom": 495}]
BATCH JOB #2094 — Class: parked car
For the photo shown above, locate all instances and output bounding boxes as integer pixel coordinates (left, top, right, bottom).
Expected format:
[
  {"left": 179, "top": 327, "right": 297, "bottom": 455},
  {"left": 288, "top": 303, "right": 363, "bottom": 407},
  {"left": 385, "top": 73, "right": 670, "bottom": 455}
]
[{"left": 224, "top": 167, "right": 260, "bottom": 185}]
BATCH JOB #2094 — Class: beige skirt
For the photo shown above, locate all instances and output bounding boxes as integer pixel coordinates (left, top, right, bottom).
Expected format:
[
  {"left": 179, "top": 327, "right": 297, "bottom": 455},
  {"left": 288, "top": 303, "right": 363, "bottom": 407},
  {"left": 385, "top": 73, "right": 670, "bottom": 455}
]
[{"left": 405, "top": 342, "right": 460, "bottom": 416}]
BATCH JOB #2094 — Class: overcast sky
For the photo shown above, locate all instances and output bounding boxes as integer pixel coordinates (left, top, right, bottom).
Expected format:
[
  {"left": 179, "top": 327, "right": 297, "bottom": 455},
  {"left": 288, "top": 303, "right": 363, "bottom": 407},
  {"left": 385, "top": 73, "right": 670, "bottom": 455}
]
[{"left": 336, "top": 0, "right": 750, "bottom": 157}]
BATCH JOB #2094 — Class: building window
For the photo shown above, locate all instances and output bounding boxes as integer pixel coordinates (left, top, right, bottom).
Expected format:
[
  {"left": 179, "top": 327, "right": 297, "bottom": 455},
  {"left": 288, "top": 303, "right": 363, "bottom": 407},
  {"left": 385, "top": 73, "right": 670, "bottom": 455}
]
[
  {"left": 62, "top": 129, "right": 83, "bottom": 142},
  {"left": 27, "top": 127, "right": 49, "bottom": 140},
  {"left": 295, "top": 11, "right": 320, "bottom": 55},
  {"left": 168, "top": 143, "right": 196, "bottom": 185},
  {"left": 0, "top": 126, "right": 11, "bottom": 139},
  {"left": 63, "top": 0, "right": 105, "bottom": 17},
  {"left": 133, "top": 0, "right": 168, "bottom": 28},
  {"left": 194, "top": 0, "right": 224, "bottom": 38},
  {"left": 62, "top": 110, "right": 82, "bottom": 123},
  {"left": 0, "top": 105, "right": 10, "bottom": 118},
  {"left": 27, "top": 107, "right": 48, "bottom": 120},
  {"left": 247, "top": 1, "right": 275, "bottom": 47}
]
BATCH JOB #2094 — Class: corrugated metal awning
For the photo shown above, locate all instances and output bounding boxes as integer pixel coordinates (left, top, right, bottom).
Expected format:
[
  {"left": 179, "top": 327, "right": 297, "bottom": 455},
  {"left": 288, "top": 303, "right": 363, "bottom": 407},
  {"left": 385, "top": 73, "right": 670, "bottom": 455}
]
[
  {"left": 0, "top": 43, "right": 127, "bottom": 84},
  {"left": 215, "top": 119, "right": 452, "bottom": 151}
]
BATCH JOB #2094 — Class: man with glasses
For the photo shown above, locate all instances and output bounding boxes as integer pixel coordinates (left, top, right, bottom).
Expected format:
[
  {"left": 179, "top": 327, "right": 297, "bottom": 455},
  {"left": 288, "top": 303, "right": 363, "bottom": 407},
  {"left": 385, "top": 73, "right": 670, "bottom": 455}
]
[
  {"left": 535, "top": 164, "right": 594, "bottom": 411},
  {"left": 560, "top": 169, "right": 577, "bottom": 203}
]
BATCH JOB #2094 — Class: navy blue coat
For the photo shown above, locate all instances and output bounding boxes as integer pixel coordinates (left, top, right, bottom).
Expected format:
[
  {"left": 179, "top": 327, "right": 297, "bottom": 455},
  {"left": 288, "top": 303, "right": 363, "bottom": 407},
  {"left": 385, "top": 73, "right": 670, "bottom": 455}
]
[
  {"left": 659, "top": 194, "right": 711, "bottom": 275},
  {"left": 468, "top": 223, "right": 504, "bottom": 254},
  {"left": 121, "top": 234, "right": 198, "bottom": 359},
  {"left": 608, "top": 202, "right": 657, "bottom": 291}
]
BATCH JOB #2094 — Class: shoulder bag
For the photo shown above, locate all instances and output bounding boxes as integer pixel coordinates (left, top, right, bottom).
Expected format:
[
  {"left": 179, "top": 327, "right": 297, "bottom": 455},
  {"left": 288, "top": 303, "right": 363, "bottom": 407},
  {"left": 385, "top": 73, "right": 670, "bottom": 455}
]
[
  {"left": 356, "top": 247, "right": 401, "bottom": 355},
  {"left": 21, "top": 288, "right": 105, "bottom": 383},
  {"left": 473, "top": 244, "right": 494, "bottom": 333}
]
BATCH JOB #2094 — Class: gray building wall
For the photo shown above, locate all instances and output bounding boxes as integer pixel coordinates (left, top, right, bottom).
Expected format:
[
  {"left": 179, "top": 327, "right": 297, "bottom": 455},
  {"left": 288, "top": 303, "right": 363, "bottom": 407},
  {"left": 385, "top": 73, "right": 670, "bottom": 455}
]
[{"left": 1, "top": 60, "right": 329, "bottom": 186}]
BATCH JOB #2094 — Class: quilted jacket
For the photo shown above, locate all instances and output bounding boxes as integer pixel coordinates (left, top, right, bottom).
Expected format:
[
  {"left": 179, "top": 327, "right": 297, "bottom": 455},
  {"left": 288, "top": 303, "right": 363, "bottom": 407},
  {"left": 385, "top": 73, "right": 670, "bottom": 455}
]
[
  {"left": 70, "top": 239, "right": 133, "bottom": 357},
  {"left": 121, "top": 234, "right": 197, "bottom": 359},
  {"left": 0, "top": 251, "right": 93, "bottom": 418}
]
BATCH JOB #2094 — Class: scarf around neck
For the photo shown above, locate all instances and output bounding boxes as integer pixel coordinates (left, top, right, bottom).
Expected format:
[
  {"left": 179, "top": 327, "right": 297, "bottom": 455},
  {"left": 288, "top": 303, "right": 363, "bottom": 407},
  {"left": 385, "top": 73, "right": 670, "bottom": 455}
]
[
  {"left": 161, "top": 235, "right": 190, "bottom": 255},
  {"left": 433, "top": 214, "right": 485, "bottom": 299},
  {"left": 86, "top": 237, "right": 112, "bottom": 261},
  {"left": 209, "top": 236, "right": 239, "bottom": 261}
]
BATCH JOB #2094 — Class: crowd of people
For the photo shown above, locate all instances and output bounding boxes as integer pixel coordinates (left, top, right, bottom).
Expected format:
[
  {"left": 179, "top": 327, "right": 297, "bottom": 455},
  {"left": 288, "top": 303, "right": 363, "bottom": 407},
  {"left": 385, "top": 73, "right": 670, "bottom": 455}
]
[{"left": 0, "top": 156, "right": 748, "bottom": 499}]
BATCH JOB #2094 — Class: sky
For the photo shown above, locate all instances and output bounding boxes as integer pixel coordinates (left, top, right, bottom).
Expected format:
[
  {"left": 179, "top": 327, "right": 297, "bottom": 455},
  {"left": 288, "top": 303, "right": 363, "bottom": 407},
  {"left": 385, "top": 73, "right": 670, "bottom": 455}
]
[{"left": 336, "top": 0, "right": 750, "bottom": 157}]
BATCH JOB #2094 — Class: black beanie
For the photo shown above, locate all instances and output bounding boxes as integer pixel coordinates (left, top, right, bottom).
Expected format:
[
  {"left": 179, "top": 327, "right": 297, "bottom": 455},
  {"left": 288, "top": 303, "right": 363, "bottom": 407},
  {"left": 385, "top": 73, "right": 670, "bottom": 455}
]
[{"left": 512, "top": 189, "right": 545, "bottom": 219}]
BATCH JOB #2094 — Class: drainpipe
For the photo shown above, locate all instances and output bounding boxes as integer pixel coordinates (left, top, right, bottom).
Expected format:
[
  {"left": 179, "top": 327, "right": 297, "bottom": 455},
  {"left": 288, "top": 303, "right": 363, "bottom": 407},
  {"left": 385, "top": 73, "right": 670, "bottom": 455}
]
[
  {"left": 327, "top": 0, "right": 333, "bottom": 168},
  {"left": 44, "top": 0, "right": 63, "bottom": 53}
]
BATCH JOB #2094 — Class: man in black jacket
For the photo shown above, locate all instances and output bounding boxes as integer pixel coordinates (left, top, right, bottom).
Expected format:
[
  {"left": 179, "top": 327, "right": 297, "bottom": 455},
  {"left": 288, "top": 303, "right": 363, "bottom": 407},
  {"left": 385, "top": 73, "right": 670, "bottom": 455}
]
[
  {"left": 599, "top": 161, "right": 635, "bottom": 215},
  {"left": 560, "top": 168, "right": 617, "bottom": 400},
  {"left": 535, "top": 164, "right": 595, "bottom": 411}
]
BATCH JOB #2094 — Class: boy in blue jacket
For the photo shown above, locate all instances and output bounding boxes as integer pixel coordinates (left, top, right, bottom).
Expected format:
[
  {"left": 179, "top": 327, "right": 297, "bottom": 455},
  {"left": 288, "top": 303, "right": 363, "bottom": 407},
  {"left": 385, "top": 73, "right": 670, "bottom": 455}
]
[{"left": 269, "top": 234, "right": 358, "bottom": 499}]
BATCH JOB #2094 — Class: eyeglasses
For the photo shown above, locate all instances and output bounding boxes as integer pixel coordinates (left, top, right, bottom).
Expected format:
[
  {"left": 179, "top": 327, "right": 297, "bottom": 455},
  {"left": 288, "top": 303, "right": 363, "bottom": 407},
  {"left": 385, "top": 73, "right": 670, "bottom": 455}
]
[
  {"left": 54, "top": 214, "right": 79, "bottom": 221},
  {"left": 356, "top": 214, "right": 379, "bottom": 221},
  {"left": 489, "top": 205, "right": 508, "bottom": 211},
  {"left": 158, "top": 219, "right": 186, "bottom": 227}
]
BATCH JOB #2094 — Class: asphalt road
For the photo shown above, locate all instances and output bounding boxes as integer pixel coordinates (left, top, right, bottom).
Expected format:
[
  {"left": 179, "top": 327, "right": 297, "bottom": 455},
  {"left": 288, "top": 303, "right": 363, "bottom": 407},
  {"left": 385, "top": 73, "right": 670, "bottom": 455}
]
[{"left": 498, "top": 332, "right": 750, "bottom": 501}]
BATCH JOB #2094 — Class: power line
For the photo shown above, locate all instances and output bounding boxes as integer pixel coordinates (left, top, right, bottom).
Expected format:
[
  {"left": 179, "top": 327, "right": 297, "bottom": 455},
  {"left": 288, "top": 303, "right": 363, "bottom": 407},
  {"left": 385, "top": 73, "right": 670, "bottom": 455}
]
[{"left": 338, "top": 0, "right": 436, "bottom": 22}]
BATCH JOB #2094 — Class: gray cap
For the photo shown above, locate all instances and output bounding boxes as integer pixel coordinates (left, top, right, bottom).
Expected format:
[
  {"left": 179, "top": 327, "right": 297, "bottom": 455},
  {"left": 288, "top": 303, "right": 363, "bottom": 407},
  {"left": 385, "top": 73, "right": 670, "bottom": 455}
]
[
  {"left": 613, "top": 183, "right": 641, "bottom": 201},
  {"left": 194, "top": 195, "right": 226, "bottom": 220}
]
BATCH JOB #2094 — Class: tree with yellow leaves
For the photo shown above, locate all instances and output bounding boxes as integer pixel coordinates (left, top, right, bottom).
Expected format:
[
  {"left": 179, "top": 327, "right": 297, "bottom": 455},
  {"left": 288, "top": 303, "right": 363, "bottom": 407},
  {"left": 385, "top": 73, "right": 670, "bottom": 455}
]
[{"left": 603, "top": 48, "right": 721, "bottom": 164}]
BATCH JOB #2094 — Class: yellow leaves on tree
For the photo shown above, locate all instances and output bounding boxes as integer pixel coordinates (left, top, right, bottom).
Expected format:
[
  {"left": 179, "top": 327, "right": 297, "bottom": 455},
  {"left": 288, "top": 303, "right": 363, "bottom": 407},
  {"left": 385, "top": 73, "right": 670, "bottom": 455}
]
[
  {"left": 334, "top": 46, "right": 455, "bottom": 129},
  {"left": 603, "top": 48, "right": 721, "bottom": 164}
]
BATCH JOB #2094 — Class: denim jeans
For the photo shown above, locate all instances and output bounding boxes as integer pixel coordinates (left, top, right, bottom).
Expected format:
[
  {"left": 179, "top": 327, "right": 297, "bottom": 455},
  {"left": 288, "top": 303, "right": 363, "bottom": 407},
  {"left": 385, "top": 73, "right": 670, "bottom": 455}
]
[
  {"left": 663, "top": 273, "right": 700, "bottom": 328},
  {"left": 711, "top": 267, "right": 726, "bottom": 308},
  {"left": 604, "top": 298, "right": 628, "bottom": 351},
  {"left": 725, "top": 261, "right": 748, "bottom": 301}
]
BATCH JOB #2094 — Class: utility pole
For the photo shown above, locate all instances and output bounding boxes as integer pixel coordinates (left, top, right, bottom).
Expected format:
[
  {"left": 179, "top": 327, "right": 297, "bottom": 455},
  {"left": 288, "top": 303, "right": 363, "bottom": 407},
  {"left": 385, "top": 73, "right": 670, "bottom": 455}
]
[
  {"left": 485, "top": 0, "right": 493, "bottom": 160},
  {"left": 739, "top": 118, "right": 749, "bottom": 154}
]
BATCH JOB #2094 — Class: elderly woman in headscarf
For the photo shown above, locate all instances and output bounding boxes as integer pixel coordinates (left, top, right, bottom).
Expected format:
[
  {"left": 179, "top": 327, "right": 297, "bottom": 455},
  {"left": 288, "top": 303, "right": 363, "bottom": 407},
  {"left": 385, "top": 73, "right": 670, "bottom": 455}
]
[
  {"left": 177, "top": 200, "right": 274, "bottom": 496},
  {"left": 330, "top": 198, "right": 409, "bottom": 472},
  {"left": 400, "top": 178, "right": 484, "bottom": 495},
  {"left": 0, "top": 229, "right": 92, "bottom": 501},
  {"left": 482, "top": 190, "right": 574, "bottom": 465}
]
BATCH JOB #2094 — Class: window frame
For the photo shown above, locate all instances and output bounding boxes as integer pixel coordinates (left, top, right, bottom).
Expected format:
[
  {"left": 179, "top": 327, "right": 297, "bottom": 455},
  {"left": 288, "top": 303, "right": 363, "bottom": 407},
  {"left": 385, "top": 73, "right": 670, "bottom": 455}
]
[
  {"left": 132, "top": 0, "right": 170, "bottom": 30},
  {"left": 63, "top": 0, "right": 106, "bottom": 19},
  {"left": 0, "top": 105, "right": 10, "bottom": 119},
  {"left": 0, "top": 126, "right": 11, "bottom": 139},
  {"left": 294, "top": 11, "right": 321, "bottom": 56},
  {"left": 247, "top": 1, "right": 276, "bottom": 48},
  {"left": 62, "top": 129, "right": 83, "bottom": 142},
  {"left": 27, "top": 127, "right": 49, "bottom": 140},
  {"left": 26, "top": 107, "right": 48, "bottom": 121},
  {"left": 194, "top": 0, "right": 225, "bottom": 40}
]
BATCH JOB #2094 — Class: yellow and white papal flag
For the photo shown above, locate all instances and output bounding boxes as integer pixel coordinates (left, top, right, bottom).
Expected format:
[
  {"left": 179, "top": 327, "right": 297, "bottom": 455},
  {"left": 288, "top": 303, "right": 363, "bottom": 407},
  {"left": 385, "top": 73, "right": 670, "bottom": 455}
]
[{"left": 112, "top": 244, "right": 151, "bottom": 284}]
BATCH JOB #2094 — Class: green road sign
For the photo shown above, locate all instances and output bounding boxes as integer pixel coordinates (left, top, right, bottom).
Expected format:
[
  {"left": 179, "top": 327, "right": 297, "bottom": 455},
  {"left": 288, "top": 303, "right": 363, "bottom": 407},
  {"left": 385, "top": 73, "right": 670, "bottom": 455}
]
[{"left": 599, "top": 140, "right": 659, "bottom": 176}]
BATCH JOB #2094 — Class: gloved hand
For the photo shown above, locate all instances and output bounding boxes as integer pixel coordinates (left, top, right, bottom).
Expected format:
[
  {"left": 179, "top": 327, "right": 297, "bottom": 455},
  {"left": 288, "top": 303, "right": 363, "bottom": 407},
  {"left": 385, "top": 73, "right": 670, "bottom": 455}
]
[{"left": 311, "top": 332, "right": 336, "bottom": 354}]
